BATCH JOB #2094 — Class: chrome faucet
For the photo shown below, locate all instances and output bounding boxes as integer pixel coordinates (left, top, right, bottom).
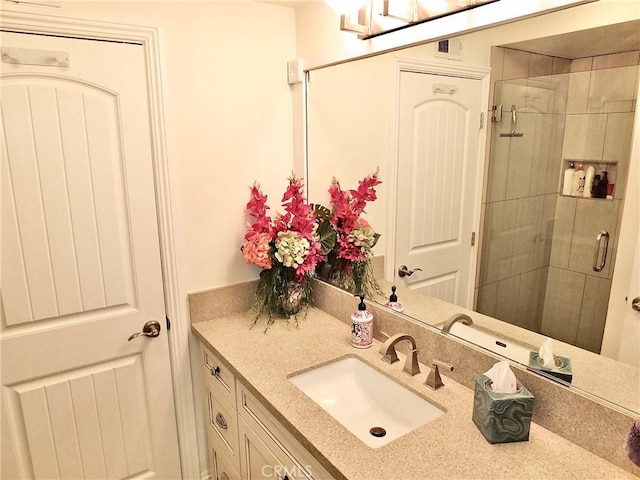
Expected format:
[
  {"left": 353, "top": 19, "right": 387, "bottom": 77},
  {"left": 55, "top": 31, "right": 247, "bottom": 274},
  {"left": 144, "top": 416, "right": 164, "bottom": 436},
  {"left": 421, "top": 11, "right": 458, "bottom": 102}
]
[
  {"left": 378, "top": 333, "right": 420, "bottom": 376},
  {"left": 442, "top": 313, "right": 473, "bottom": 333}
]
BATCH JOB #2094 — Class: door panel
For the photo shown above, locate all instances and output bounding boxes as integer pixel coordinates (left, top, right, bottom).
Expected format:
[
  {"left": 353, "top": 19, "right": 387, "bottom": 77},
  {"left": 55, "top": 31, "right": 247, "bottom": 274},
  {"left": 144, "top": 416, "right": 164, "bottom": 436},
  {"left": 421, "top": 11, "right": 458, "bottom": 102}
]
[
  {"left": 7, "top": 355, "right": 150, "bottom": 479},
  {"left": 1, "top": 31, "right": 180, "bottom": 479},
  {"left": 395, "top": 71, "right": 482, "bottom": 307},
  {"left": 2, "top": 80, "right": 134, "bottom": 324}
]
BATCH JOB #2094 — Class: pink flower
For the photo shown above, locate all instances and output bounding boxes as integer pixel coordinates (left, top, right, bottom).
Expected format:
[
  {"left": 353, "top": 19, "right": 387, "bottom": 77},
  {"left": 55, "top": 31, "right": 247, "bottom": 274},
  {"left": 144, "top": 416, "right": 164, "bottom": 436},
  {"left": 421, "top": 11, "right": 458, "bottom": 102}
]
[
  {"left": 328, "top": 169, "right": 381, "bottom": 262},
  {"left": 245, "top": 182, "right": 273, "bottom": 239},
  {"left": 243, "top": 174, "right": 321, "bottom": 282},
  {"left": 294, "top": 240, "right": 323, "bottom": 281},
  {"left": 242, "top": 231, "right": 273, "bottom": 269}
]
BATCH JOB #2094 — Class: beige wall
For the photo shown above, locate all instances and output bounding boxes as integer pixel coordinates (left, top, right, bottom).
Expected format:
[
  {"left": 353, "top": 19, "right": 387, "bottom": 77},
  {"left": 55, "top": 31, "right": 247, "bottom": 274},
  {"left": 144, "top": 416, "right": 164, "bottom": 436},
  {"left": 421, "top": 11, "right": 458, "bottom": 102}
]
[{"left": 47, "top": 1, "right": 297, "bottom": 297}]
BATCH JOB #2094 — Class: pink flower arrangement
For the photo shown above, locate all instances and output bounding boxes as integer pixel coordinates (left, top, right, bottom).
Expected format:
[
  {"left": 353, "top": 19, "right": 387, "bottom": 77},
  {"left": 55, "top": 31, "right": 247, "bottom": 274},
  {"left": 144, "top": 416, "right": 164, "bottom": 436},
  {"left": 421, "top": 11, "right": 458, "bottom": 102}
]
[
  {"left": 317, "top": 169, "right": 382, "bottom": 297},
  {"left": 242, "top": 175, "right": 323, "bottom": 281},
  {"left": 329, "top": 168, "right": 381, "bottom": 263},
  {"left": 242, "top": 174, "right": 323, "bottom": 325}
]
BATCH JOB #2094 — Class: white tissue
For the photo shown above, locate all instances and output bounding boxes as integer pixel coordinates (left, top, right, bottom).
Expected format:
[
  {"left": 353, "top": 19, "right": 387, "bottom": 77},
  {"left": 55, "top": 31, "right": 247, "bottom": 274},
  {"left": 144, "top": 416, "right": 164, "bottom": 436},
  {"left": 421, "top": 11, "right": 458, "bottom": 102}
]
[
  {"left": 484, "top": 360, "right": 518, "bottom": 394},
  {"left": 539, "top": 338, "right": 556, "bottom": 369}
]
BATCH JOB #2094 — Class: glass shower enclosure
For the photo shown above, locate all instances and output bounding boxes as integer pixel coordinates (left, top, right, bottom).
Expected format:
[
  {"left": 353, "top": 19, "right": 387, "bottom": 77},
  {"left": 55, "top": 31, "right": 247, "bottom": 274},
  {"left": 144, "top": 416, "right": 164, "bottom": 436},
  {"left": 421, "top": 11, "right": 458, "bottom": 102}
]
[{"left": 476, "top": 46, "right": 637, "bottom": 354}]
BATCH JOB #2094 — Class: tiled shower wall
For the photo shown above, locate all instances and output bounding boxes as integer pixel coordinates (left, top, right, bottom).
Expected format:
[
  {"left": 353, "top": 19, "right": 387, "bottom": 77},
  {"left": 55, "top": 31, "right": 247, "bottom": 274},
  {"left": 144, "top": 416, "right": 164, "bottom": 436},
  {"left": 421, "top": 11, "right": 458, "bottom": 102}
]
[
  {"left": 542, "top": 51, "right": 638, "bottom": 352},
  {"left": 477, "top": 47, "right": 639, "bottom": 353}
]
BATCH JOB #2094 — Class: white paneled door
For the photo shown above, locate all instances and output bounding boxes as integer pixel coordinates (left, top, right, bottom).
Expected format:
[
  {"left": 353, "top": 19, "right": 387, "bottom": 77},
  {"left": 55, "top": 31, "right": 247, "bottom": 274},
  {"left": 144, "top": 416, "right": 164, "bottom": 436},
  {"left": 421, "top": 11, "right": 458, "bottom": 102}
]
[
  {"left": 0, "top": 32, "right": 181, "bottom": 479},
  {"left": 395, "top": 71, "right": 483, "bottom": 308}
]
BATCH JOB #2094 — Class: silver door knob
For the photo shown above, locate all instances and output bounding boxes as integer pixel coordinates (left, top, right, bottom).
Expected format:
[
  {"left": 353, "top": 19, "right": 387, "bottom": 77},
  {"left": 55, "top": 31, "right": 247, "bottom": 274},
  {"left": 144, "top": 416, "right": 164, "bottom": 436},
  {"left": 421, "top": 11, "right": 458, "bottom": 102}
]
[
  {"left": 398, "top": 265, "right": 422, "bottom": 277},
  {"left": 632, "top": 297, "right": 640, "bottom": 312},
  {"left": 128, "top": 320, "right": 161, "bottom": 341}
]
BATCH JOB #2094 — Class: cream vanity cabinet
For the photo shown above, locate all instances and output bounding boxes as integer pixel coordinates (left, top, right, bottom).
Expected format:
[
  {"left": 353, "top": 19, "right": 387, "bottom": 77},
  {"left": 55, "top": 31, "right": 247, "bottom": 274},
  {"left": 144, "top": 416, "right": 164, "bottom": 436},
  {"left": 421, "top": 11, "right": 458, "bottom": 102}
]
[{"left": 200, "top": 343, "right": 334, "bottom": 480}]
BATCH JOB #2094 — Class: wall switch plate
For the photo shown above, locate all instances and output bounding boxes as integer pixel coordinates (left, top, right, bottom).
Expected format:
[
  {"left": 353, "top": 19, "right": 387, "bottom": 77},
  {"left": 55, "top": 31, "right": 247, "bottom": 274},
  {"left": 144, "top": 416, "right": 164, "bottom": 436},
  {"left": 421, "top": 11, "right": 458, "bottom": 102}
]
[{"left": 287, "top": 58, "right": 304, "bottom": 84}]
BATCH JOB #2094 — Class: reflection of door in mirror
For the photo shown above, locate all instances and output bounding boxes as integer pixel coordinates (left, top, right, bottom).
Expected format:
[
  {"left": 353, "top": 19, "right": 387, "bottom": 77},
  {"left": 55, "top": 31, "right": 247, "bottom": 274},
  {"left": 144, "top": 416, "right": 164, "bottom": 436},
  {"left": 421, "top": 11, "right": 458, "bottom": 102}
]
[
  {"left": 477, "top": 46, "right": 638, "bottom": 357},
  {"left": 614, "top": 234, "right": 640, "bottom": 366},
  {"left": 395, "top": 71, "right": 483, "bottom": 309}
]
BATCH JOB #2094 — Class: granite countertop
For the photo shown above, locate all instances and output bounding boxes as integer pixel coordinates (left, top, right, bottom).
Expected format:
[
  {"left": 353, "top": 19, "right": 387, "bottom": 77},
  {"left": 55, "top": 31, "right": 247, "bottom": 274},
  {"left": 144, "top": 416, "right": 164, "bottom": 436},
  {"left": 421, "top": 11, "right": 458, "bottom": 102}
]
[{"left": 192, "top": 308, "right": 635, "bottom": 480}]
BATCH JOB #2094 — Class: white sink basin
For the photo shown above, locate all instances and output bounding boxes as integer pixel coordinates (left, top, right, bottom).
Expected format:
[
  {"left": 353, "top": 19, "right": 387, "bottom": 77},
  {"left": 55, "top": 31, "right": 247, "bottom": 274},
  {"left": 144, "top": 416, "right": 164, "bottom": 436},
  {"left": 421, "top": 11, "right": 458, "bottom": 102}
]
[
  {"left": 441, "top": 322, "right": 532, "bottom": 364},
  {"left": 289, "top": 356, "right": 444, "bottom": 448}
]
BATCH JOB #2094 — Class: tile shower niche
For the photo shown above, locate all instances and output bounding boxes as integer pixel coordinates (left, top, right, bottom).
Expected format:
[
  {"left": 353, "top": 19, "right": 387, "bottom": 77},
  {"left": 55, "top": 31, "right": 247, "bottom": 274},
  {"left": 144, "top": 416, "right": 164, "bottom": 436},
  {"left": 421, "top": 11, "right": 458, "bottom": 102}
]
[{"left": 561, "top": 160, "right": 618, "bottom": 199}]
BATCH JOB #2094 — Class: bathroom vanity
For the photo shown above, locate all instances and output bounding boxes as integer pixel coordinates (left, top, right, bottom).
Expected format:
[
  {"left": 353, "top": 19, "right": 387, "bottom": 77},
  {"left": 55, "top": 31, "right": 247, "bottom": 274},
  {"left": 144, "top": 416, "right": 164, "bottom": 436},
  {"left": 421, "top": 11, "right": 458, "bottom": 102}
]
[{"left": 190, "top": 284, "right": 637, "bottom": 480}]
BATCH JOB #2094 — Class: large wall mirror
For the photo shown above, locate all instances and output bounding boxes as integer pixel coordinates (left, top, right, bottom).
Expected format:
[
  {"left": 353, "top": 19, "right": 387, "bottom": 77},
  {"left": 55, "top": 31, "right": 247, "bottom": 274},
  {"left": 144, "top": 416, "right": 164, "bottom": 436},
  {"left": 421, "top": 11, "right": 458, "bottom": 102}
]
[{"left": 306, "top": 16, "right": 640, "bottom": 415}]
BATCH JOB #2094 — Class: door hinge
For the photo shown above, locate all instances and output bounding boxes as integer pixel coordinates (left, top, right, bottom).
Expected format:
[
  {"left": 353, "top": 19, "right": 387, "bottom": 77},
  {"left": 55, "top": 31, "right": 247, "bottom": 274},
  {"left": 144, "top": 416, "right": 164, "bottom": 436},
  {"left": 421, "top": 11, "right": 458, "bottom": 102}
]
[
  {"left": 491, "top": 105, "right": 503, "bottom": 122},
  {"left": 480, "top": 112, "right": 484, "bottom": 129},
  {"left": 471, "top": 232, "right": 476, "bottom": 246},
  {"left": 166, "top": 316, "right": 171, "bottom": 330}
]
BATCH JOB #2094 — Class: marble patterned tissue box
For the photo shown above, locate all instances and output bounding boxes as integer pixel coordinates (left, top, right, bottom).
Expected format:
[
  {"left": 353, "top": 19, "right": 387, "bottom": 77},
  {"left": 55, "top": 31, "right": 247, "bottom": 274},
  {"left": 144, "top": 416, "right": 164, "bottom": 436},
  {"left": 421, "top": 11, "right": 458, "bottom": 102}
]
[
  {"left": 528, "top": 352, "right": 573, "bottom": 384},
  {"left": 472, "top": 375, "right": 535, "bottom": 444}
]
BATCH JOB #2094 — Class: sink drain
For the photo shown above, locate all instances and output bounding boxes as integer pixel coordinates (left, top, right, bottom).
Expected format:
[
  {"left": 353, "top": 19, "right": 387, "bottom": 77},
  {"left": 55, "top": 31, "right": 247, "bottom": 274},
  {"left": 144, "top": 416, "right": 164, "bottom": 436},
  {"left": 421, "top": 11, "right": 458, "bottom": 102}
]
[{"left": 369, "top": 426, "right": 386, "bottom": 438}]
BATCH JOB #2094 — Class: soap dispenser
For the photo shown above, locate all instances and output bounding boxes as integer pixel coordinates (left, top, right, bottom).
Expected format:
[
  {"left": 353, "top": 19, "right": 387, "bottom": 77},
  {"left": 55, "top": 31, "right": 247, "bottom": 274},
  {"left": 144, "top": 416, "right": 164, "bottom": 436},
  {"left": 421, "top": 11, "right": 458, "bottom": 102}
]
[
  {"left": 351, "top": 294, "right": 373, "bottom": 349},
  {"left": 384, "top": 285, "right": 404, "bottom": 313}
]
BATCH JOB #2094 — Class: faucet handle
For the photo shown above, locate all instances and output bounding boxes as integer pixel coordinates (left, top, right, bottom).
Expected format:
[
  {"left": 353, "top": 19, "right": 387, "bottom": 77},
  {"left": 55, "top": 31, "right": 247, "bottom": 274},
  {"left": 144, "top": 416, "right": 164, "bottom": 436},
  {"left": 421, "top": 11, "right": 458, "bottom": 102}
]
[
  {"left": 403, "top": 348, "right": 421, "bottom": 376},
  {"left": 425, "top": 360, "right": 454, "bottom": 390}
]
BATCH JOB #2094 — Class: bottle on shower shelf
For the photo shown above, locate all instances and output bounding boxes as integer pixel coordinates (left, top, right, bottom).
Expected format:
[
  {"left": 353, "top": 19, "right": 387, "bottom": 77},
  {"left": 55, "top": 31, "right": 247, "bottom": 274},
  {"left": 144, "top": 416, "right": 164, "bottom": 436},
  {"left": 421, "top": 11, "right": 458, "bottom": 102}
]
[
  {"left": 562, "top": 163, "right": 575, "bottom": 196},
  {"left": 572, "top": 163, "right": 585, "bottom": 196},
  {"left": 584, "top": 165, "right": 595, "bottom": 198}
]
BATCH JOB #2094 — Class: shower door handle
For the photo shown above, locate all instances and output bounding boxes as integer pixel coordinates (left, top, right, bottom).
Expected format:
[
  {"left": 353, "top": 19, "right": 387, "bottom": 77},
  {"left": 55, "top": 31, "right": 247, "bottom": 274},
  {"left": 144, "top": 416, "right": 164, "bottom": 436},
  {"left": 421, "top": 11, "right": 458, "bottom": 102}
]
[{"left": 592, "top": 230, "right": 609, "bottom": 272}]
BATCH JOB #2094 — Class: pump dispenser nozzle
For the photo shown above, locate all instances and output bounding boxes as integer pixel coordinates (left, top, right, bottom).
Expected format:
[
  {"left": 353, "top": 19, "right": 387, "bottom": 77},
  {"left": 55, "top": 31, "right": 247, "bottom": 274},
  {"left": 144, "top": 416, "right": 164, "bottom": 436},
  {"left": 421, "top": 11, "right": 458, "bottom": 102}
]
[
  {"left": 385, "top": 285, "right": 404, "bottom": 313},
  {"left": 354, "top": 294, "right": 366, "bottom": 310},
  {"left": 389, "top": 286, "right": 398, "bottom": 303}
]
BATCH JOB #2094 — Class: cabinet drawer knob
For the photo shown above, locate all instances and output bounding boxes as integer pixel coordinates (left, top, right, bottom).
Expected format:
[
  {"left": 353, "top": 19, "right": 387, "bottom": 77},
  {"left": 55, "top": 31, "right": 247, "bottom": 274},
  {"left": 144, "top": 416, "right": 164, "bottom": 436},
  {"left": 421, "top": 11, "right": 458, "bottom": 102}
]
[
  {"left": 215, "top": 412, "right": 228, "bottom": 430},
  {"left": 220, "top": 473, "right": 229, "bottom": 480},
  {"left": 211, "top": 365, "right": 221, "bottom": 377}
]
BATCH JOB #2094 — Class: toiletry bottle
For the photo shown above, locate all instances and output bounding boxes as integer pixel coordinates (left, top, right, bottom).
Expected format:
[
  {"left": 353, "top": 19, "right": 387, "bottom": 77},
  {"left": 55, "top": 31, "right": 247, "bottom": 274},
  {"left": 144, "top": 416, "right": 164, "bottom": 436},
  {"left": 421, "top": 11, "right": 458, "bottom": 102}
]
[
  {"left": 562, "top": 163, "right": 575, "bottom": 196},
  {"left": 594, "top": 171, "right": 607, "bottom": 198},
  {"left": 384, "top": 285, "right": 404, "bottom": 313},
  {"left": 572, "top": 163, "right": 585, "bottom": 196},
  {"left": 601, "top": 170, "right": 610, "bottom": 199},
  {"left": 593, "top": 174, "right": 601, "bottom": 197},
  {"left": 351, "top": 294, "right": 373, "bottom": 349},
  {"left": 584, "top": 165, "right": 595, "bottom": 198}
]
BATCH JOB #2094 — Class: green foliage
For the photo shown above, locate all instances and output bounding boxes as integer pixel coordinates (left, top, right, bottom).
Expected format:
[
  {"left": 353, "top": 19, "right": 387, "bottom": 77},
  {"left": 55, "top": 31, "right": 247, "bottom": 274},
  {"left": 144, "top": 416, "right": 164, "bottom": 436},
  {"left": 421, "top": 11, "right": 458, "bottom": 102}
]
[
  {"left": 249, "top": 265, "right": 313, "bottom": 332},
  {"left": 313, "top": 204, "right": 337, "bottom": 256},
  {"left": 317, "top": 254, "right": 382, "bottom": 300}
]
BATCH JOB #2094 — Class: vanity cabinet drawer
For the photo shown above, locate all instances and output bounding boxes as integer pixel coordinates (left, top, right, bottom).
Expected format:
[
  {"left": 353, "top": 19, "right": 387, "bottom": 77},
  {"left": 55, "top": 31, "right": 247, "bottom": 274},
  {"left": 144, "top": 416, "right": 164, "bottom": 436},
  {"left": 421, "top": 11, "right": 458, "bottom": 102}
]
[
  {"left": 206, "top": 381, "right": 240, "bottom": 464},
  {"left": 238, "top": 416, "right": 307, "bottom": 480},
  {"left": 201, "top": 343, "right": 237, "bottom": 406},
  {"left": 207, "top": 429, "right": 241, "bottom": 480},
  {"left": 237, "top": 382, "right": 333, "bottom": 480}
]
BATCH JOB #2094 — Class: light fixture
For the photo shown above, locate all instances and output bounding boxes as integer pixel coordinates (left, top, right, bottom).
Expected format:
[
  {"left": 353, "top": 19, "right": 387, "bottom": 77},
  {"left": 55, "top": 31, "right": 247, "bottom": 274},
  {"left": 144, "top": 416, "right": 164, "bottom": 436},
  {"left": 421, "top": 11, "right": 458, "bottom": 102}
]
[
  {"left": 327, "top": 0, "right": 500, "bottom": 38},
  {"left": 323, "top": 0, "right": 371, "bottom": 35},
  {"left": 383, "top": 0, "right": 415, "bottom": 22}
]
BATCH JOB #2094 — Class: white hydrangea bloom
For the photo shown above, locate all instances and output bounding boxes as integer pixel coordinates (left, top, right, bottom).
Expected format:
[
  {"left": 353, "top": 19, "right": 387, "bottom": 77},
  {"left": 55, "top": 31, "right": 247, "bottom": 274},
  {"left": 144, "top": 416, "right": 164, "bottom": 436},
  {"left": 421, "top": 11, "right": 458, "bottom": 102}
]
[
  {"left": 348, "top": 225, "right": 376, "bottom": 259},
  {"left": 275, "top": 230, "right": 310, "bottom": 268}
]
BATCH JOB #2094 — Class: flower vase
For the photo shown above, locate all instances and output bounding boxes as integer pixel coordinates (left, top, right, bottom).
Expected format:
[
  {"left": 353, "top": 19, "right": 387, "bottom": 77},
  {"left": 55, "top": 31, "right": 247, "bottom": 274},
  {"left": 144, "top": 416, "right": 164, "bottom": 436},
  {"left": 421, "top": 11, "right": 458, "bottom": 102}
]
[{"left": 277, "top": 281, "right": 305, "bottom": 316}]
